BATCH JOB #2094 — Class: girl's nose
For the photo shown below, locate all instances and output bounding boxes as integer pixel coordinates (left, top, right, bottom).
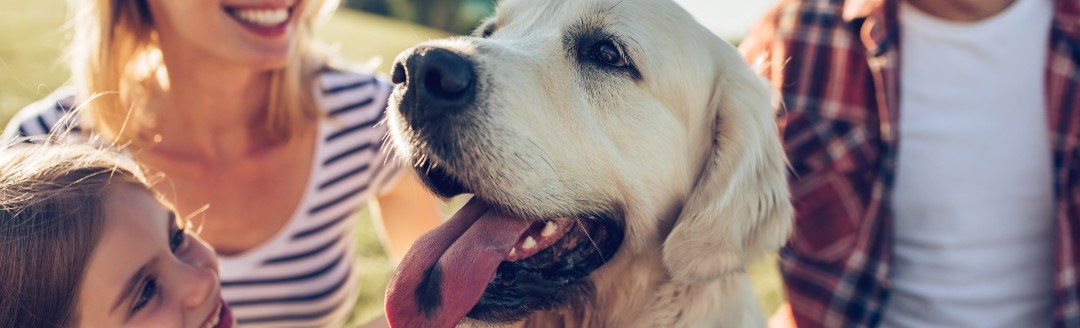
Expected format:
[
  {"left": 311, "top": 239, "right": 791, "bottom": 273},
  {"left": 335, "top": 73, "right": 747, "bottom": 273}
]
[
  {"left": 180, "top": 260, "right": 219, "bottom": 309},
  {"left": 180, "top": 238, "right": 221, "bottom": 309}
]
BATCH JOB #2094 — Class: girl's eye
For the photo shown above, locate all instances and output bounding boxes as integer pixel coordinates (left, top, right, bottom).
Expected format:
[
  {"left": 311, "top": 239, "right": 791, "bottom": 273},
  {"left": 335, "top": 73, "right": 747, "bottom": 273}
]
[
  {"left": 131, "top": 277, "right": 158, "bottom": 314},
  {"left": 170, "top": 227, "right": 186, "bottom": 252}
]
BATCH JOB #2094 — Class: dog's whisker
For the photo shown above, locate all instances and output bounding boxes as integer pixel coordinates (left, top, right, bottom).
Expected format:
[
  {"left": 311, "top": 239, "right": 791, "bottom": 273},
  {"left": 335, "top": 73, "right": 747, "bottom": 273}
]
[
  {"left": 577, "top": 218, "right": 607, "bottom": 264},
  {"left": 527, "top": 139, "right": 558, "bottom": 176},
  {"left": 414, "top": 153, "right": 430, "bottom": 170}
]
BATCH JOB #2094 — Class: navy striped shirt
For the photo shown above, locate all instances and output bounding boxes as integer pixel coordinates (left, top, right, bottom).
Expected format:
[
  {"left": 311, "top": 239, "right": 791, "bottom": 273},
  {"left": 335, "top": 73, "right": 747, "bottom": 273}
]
[{"left": 2, "top": 68, "right": 401, "bottom": 327}]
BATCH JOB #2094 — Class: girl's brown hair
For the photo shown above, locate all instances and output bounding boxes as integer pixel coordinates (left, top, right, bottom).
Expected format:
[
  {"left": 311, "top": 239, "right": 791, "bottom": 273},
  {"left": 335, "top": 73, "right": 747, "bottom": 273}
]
[{"left": 0, "top": 143, "right": 150, "bottom": 327}]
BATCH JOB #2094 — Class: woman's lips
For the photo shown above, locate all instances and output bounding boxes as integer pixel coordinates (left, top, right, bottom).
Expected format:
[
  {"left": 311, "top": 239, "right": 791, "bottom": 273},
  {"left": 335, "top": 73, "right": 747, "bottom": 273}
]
[{"left": 225, "top": 5, "right": 294, "bottom": 38}]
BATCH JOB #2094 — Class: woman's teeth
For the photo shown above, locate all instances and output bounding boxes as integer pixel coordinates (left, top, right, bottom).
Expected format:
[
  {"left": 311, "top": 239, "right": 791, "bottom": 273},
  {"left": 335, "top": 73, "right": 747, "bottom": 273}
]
[{"left": 232, "top": 8, "right": 289, "bottom": 26}]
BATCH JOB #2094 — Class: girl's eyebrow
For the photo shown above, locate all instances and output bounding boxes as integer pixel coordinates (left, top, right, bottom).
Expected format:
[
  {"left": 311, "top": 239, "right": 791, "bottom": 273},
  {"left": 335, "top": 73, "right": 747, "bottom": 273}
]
[
  {"left": 110, "top": 210, "right": 175, "bottom": 314},
  {"left": 110, "top": 258, "right": 160, "bottom": 314}
]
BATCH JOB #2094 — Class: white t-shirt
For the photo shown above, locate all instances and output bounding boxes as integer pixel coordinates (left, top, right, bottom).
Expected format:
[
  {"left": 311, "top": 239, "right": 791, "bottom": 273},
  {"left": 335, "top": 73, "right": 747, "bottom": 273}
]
[{"left": 882, "top": 0, "right": 1056, "bottom": 327}]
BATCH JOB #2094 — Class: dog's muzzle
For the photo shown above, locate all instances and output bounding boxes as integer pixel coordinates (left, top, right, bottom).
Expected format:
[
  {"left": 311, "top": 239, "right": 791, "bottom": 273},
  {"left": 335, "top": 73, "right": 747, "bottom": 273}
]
[{"left": 391, "top": 46, "right": 477, "bottom": 127}]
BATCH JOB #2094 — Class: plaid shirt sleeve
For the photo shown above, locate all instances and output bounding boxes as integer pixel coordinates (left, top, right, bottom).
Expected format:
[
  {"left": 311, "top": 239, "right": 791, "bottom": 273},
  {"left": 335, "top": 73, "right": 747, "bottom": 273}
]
[
  {"left": 740, "top": 1, "right": 900, "bottom": 327},
  {"left": 1047, "top": 2, "right": 1080, "bottom": 324}
]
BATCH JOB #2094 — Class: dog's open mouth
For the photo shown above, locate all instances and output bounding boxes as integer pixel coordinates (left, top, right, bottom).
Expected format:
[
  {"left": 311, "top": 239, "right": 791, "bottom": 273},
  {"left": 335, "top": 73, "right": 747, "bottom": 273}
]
[{"left": 385, "top": 162, "right": 624, "bottom": 327}]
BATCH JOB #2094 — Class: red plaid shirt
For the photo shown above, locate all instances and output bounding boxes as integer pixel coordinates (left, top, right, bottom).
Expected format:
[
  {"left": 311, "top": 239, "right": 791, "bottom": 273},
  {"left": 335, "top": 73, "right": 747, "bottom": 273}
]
[{"left": 740, "top": 0, "right": 1080, "bottom": 326}]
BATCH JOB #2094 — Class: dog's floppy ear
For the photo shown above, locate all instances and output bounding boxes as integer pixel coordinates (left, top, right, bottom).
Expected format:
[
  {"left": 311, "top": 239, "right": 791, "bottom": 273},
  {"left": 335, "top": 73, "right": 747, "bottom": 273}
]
[{"left": 661, "top": 42, "right": 793, "bottom": 282}]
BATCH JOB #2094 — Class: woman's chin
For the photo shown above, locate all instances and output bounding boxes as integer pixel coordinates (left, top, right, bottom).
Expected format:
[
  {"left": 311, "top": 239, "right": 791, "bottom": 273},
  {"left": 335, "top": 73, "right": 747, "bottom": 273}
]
[{"left": 228, "top": 50, "right": 292, "bottom": 72}]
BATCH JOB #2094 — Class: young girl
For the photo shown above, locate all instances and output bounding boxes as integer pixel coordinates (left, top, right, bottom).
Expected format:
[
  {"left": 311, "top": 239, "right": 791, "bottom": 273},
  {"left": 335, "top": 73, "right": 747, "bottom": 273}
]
[{"left": 0, "top": 143, "right": 234, "bottom": 328}]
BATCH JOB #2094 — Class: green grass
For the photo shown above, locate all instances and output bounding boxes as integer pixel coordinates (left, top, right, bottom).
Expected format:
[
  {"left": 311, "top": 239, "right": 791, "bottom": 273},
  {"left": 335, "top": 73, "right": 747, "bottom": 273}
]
[
  {"left": 0, "top": 0, "right": 70, "bottom": 125},
  {"left": 0, "top": 1, "right": 783, "bottom": 324}
]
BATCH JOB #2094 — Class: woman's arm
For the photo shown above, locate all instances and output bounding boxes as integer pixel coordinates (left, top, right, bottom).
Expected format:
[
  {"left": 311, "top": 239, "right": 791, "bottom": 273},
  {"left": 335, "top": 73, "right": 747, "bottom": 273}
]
[{"left": 370, "top": 170, "right": 446, "bottom": 263}]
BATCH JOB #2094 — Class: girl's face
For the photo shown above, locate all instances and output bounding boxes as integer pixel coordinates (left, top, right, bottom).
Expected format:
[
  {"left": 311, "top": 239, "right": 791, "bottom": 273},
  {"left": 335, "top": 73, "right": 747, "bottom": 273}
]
[
  {"left": 76, "top": 183, "right": 233, "bottom": 328},
  {"left": 146, "top": 0, "right": 305, "bottom": 70}
]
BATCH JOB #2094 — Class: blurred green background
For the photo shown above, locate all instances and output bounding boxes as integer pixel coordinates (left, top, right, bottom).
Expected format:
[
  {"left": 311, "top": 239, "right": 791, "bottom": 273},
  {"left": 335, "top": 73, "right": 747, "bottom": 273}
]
[
  {"left": 0, "top": 0, "right": 782, "bottom": 325},
  {"left": 344, "top": 0, "right": 496, "bottom": 35}
]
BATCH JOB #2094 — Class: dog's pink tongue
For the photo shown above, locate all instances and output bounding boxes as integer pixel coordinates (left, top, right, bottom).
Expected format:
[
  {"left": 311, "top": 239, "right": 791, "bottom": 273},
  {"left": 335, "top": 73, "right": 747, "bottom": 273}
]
[{"left": 386, "top": 197, "right": 532, "bottom": 328}]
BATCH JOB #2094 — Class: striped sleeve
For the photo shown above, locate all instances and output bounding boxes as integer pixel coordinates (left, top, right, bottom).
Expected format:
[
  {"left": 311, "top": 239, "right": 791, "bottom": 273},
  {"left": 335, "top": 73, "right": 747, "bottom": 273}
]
[
  {"left": 2, "top": 88, "right": 80, "bottom": 143},
  {"left": 318, "top": 69, "right": 403, "bottom": 195}
]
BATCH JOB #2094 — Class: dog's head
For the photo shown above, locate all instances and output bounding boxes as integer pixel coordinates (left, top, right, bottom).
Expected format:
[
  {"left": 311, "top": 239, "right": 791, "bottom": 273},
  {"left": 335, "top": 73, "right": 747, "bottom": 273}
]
[{"left": 384, "top": 0, "right": 792, "bottom": 326}]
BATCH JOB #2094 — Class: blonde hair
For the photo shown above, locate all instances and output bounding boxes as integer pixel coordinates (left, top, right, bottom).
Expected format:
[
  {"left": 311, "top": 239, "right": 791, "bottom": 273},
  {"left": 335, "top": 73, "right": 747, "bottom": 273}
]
[
  {"left": 67, "top": 0, "right": 342, "bottom": 145},
  {"left": 0, "top": 142, "right": 151, "bottom": 327}
]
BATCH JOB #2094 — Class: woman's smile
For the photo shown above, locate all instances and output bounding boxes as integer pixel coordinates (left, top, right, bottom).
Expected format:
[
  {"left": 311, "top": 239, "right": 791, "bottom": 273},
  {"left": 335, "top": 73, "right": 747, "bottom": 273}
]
[{"left": 224, "top": 4, "right": 296, "bottom": 38}]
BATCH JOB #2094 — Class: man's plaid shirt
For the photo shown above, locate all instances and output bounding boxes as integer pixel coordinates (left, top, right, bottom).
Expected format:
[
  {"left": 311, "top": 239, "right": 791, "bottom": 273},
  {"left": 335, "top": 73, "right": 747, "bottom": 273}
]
[{"left": 739, "top": 0, "right": 1080, "bottom": 326}]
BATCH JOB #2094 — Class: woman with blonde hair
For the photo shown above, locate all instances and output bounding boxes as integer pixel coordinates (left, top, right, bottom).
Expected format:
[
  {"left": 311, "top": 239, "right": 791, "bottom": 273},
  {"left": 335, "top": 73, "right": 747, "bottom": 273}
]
[{"left": 2, "top": 0, "right": 444, "bottom": 326}]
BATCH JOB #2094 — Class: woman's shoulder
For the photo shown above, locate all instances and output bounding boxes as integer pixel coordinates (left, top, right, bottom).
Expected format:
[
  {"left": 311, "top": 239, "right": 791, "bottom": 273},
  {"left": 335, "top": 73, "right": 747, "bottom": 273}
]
[
  {"left": 314, "top": 65, "right": 394, "bottom": 120},
  {"left": 2, "top": 87, "right": 81, "bottom": 142},
  {"left": 308, "top": 65, "right": 404, "bottom": 200}
]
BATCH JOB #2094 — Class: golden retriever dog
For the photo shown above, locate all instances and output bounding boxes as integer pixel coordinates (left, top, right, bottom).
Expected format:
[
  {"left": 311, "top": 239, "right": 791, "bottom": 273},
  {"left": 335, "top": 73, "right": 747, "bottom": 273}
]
[{"left": 382, "top": 0, "right": 792, "bottom": 327}]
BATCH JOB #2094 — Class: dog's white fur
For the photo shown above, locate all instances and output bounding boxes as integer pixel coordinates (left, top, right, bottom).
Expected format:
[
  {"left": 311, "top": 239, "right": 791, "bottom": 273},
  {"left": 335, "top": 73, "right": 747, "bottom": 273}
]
[{"left": 387, "top": 0, "right": 792, "bottom": 326}]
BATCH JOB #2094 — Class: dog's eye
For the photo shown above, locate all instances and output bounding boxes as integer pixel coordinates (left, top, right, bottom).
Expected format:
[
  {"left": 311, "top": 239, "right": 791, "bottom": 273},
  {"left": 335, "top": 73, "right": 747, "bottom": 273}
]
[
  {"left": 592, "top": 41, "right": 627, "bottom": 67},
  {"left": 479, "top": 23, "right": 496, "bottom": 38},
  {"left": 574, "top": 36, "right": 641, "bottom": 79}
]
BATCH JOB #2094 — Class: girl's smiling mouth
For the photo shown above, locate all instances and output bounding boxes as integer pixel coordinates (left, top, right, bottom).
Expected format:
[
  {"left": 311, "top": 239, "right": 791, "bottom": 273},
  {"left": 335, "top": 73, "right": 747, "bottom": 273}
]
[{"left": 200, "top": 298, "right": 235, "bottom": 328}]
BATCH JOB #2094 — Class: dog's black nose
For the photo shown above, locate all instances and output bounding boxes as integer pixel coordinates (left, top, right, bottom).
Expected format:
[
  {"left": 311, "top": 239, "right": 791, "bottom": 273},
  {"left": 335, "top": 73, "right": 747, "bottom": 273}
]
[{"left": 392, "top": 47, "right": 476, "bottom": 125}]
